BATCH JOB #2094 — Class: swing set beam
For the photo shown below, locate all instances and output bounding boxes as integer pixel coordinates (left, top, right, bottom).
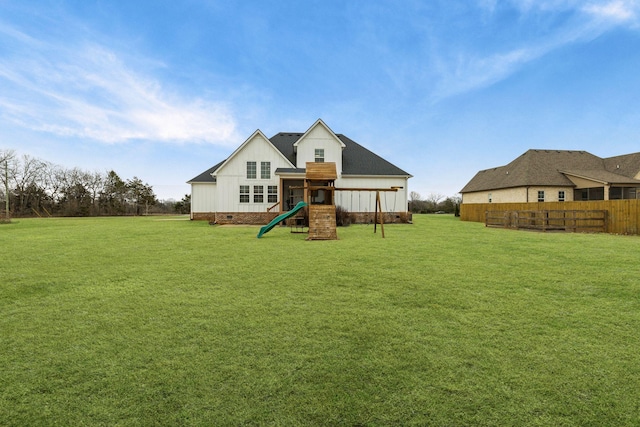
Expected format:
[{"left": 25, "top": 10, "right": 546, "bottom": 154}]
[{"left": 334, "top": 187, "right": 401, "bottom": 192}]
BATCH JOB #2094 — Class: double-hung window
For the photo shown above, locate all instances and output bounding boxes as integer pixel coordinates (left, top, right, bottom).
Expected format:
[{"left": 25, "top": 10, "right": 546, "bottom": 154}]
[
  {"left": 268, "top": 186, "right": 278, "bottom": 203},
  {"left": 314, "top": 149, "right": 324, "bottom": 163},
  {"left": 538, "top": 191, "right": 545, "bottom": 202},
  {"left": 254, "top": 185, "right": 264, "bottom": 203},
  {"left": 246, "top": 161, "right": 256, "bottom": 179},
  {"left": 558, "top": 191, "right": 565, "bottom": 202},
  {"left": 261, "top": 162, "right": 271, "bottom": 179},
  {"left": 239, "top": 185, "right": 250, "bottom": 203}
]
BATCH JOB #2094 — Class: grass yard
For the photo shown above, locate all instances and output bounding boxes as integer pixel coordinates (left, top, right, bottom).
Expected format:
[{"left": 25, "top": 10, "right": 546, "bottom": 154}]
[{"left": 1, "top": 215, "right": 639, "bottom": 426}]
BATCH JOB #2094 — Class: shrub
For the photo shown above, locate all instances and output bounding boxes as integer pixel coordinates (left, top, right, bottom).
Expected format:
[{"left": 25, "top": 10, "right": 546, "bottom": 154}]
[{"left": 335, "top": 205, "right": 352, "bottom": 226}]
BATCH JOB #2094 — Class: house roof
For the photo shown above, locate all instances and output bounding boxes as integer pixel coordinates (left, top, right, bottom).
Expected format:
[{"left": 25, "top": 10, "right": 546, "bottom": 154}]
[
  {"left": 603, "top": 152, "right": 640, "bottom": 179},
  {"left": 189, "top": 127, "right": 411, "bottom": 183},
  {"left": 460, "top": 149, "right": 640, "bottom": 193},
  {"left": 187, "top": 160, "right": 224, "bottom": 183},
  {"left": 561, "top": 169, "right": 640, "bottom": 185},
  {"left": 270, "top": 132, "right": 411, "bottom": 176}
]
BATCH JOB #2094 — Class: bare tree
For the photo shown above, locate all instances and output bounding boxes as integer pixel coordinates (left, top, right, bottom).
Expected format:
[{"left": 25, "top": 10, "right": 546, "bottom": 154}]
[
  {"left": 0, "top": 149, "right": 17, "bottom": 220},
  {"left": 409, "top": 191, "right": 425, "bottom": 213},
  {"left": 85, "top": 171, "right": 104, "bottom": 215},
  {"left": 42, "top": 163, "right": 66, "bottom": 208},
  {"left": 425, "top": 192, "right": 445, "bottom": 212},
  {"left": 59, "top": 168, "right": 94, "bottom": 216},
  {"left": 2, "top": 149, "right": 160, "bottom": 218},
  {"left": 11, "top": 154, "right": 48, "bottom": 216}
]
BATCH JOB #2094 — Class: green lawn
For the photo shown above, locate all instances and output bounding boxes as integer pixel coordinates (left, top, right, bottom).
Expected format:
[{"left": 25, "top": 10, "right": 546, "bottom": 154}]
[{"left": 1, "top": 215, "right": 639, "bottom": 426}]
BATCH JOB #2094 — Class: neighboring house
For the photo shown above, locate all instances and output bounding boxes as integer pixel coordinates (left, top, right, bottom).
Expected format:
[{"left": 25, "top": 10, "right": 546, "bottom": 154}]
[
  {"left": 460, "top": 149, "right": 640, "bottom": 204},
  {"left": 188, "top": 119, "right": 412, "bottom": 223}
]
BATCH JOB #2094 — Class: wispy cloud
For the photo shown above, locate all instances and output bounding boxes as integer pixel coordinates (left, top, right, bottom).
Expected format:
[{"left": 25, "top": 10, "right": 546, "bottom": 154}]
[
  {"left": 430, "top": 0, "right": 640, "bottom": 101},
  {"left": 0, "top": 21, "right": 238, "bottom": 145},
  {"left": 582, "top": 0, "right": 640, "bottom": 24}
]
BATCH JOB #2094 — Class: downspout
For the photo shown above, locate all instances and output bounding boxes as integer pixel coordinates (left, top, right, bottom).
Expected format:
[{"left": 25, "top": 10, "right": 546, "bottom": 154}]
[{"left": 526, "top": 186, "right": 529, "bottom": 203}]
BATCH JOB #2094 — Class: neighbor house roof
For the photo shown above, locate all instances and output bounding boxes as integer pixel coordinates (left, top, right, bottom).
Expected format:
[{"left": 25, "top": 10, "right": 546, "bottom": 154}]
[
  {"left": 189, "top": 130, "right": 411, "bottom": 183},
  {"left": 603, "top": 152, "right": 640, "bottom": 179},
  {"left": 460, "top": 149, "right": 640, "bottom": 193},
  {"left": 560, "top": 169, "right": 640, "bottom": 185}
]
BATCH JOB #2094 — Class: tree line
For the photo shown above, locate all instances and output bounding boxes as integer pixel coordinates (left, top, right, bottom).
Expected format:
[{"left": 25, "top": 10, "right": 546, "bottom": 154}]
[
  {"left": 409, "top": 191, "right": 461, "bottom": 215},
  {"left": 0, "top": 149, "right": 189, "bottom": 217}
]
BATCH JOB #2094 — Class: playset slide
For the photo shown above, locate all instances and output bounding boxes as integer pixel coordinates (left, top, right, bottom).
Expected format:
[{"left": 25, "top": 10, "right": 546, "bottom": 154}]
[{"left": 256, "top": 201, "right": 308, "bottom": 238}]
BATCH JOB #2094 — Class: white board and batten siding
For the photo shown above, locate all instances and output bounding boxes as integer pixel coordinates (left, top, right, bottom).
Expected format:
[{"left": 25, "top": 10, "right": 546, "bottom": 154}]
[
  {"left": 214, "top": 132, "right": 292, "bottom": 212},
  {"left": 295, "top": 124, "right": 344, "bottom": 173},
  {"left": 191, "top": 183, "right": 218, "bottom": 213},
  {"left": 335, "top": 176, "right": 409, "bottom": 212}
]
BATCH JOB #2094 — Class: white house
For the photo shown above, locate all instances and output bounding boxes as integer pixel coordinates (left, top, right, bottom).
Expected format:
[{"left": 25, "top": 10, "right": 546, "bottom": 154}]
[{"left": 188, "top": 119, "right": 412, "bottom": 224}]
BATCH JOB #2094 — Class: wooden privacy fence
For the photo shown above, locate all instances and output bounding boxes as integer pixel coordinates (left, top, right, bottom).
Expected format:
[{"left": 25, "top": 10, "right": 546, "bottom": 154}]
[
  {"left": 485, "top": 210, "right": 607, "bottom": 232},
  {"left": 461, "top": 200, "right": 640, "bottom": 235}
]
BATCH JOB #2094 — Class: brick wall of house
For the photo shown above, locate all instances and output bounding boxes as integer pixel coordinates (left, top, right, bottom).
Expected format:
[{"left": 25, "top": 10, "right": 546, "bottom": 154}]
[
  {"left": 212, "top": 212, "right": 279, "bottom": 225},
  {"left": 350, "top": 212, "right": 412, "bottom": 224},
  {"left": 191, "top": 211, "right": 411, "bottom": 224},
  {"left": 191, "top": 212, "right": 216, "bottom": 222}
]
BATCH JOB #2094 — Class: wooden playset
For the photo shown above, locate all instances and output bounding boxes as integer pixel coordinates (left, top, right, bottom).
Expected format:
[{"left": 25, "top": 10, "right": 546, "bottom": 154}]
[{"left": 257, "top": 161, "right": 400, "bottom": 240}]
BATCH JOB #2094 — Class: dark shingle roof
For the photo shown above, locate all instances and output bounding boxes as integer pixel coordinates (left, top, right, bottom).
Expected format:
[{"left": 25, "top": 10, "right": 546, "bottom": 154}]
[
  {"left": 269, "top": 132, "right": 411, "bottom": 176},
  {"left": 189, "top": 131, "right": 410, "bottom": 183},
  {"left": 561, "top": 169, "right": 640, "bottom": 185},
  {"left": 337, "top": 134, "right": 411, "bottom": 176},
  {"left": 187, "top": 160, "right": 224, "bottom": 183},
  {"left": 604, "top": 152, "right": 640, "bottom": 178},
  {"left": 460, "top": 149, "right": 640, "bottom": 193}
]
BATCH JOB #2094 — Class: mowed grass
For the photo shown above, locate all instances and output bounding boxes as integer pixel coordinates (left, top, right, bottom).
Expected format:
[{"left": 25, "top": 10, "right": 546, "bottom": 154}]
[{"left": 1, "top": 215, "right": 639, "bottom": 426}]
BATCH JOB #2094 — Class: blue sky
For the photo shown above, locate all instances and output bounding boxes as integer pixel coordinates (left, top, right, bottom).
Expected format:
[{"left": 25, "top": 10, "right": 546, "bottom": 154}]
[{"left": 1, "top": 0, "right": 639, "bottom": 201}]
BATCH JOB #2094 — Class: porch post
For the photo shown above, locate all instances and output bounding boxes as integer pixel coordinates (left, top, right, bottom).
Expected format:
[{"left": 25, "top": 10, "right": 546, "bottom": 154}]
[{"left": 279, "top": 176, "right": 284, "bottom": 212}]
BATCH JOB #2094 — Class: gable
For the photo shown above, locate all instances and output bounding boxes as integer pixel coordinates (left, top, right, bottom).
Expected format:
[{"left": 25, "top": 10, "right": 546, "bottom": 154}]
[
  {"left": 214, "top": 130, "right": 294, "bottom": 176},
  {"left": 293, "top": 119, "right": 345, "bottom": 169},
  {"left": 293, "top": 119, "right": 346, "bottom": 150}
]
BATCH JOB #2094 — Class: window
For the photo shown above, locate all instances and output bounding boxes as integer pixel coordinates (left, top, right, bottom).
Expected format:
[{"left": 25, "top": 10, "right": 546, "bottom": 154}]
[
  {"left": 254, "top": 185, "right": 264, "bottom": 203},
  {"left": 314, "top": 148, "right": 324, "bottom": 163},
  {"left": 261, "top": 162, "right": 271, "bottom": 179},
  {"left": 581, "top": 189, "right": 589, "bottom": 200},
  {"left": 558, "top": 191, "right": 565, "bottom": 202},
  {"left": 488, "top": 193, "right": 492, "bottom": 203},
  {"left": 239, "top": 185, "right": 249, "bottom": 203},
  {"left": 246, "top": 161, "right": 256, "bottom": 179},
  {"left": 538, "top": 191, "right": 545, "bottom": 202},
  {"left": 610, "top": 187, "right": 622, "bottom": 200},
  {"left": 268, "top": 185, "right": 278, "bottom": 203}
]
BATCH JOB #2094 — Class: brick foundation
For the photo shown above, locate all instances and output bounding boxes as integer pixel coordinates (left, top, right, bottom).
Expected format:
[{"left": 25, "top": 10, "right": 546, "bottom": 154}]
[
  {"left": 191, "top": 211, "right": 412, "bottom": 225},
  {"left": 349, "top": 212, "right": 412, "bottom": 224}
]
